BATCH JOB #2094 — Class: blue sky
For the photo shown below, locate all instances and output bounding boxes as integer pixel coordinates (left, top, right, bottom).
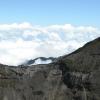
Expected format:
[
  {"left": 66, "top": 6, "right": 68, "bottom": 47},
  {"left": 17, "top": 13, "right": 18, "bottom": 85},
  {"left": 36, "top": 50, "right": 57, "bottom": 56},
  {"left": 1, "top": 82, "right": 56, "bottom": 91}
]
[{"left": 0, "top": 0, "right": 100, "bottom": 26}]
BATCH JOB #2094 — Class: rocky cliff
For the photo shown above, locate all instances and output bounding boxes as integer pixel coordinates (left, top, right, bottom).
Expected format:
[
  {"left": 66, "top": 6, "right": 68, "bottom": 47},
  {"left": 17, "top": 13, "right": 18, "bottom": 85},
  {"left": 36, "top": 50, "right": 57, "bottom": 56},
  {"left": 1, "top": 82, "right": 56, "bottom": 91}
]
[{"left": 0, "top": 37, "right": 100, "bottom": 100}]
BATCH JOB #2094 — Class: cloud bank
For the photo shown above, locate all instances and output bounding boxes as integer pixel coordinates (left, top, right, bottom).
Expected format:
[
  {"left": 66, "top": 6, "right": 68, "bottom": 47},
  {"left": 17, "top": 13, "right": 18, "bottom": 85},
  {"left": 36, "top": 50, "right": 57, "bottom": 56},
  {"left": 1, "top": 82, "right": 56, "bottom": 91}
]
[{"left": 0, "top": 22, "right": 100, "bottom": 65}]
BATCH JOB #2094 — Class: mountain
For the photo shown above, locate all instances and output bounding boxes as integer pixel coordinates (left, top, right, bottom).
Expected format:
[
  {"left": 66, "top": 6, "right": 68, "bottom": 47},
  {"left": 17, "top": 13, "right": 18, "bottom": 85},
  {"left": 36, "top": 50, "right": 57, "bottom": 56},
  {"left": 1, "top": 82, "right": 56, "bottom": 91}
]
[
  {"left": 0, "top": 37, "right": 100, "bottom": 100},
  {"left": 23, "top": 57, "right": 56, "bottom": 66}
]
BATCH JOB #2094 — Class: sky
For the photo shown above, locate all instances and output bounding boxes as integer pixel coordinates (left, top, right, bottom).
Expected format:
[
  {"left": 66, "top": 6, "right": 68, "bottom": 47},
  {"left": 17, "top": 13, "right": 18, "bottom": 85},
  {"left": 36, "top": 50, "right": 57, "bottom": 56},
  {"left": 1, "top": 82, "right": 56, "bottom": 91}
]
[
  {"left": 0, "top": 0, "right": 100, "bottom": 65},
  {"left": 0, "top": 0, "right": 100, "bottom": 26}
]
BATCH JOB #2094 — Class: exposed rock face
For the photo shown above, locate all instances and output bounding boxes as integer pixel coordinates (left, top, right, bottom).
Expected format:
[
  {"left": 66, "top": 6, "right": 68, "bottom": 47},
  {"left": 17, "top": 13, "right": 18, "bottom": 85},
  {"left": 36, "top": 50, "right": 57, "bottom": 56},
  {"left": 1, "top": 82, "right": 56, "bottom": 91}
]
[{"left": 0, "top": 37, "right": 100, "bottom": 100}]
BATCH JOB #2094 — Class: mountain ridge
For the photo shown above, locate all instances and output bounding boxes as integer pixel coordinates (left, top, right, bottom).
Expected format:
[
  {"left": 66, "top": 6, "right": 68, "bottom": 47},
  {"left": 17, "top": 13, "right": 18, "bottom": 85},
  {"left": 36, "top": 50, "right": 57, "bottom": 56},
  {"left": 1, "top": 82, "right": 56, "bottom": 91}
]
[{"left": 22, "top": 57, "right": 56, "bottom": 66}]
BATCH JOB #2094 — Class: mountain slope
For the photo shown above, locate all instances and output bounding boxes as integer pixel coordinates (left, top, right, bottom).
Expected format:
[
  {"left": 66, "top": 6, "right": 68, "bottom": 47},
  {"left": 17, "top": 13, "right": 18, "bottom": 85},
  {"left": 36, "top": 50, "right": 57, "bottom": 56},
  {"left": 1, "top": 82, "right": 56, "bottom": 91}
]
[
  {"left": 0, "top": 37, "right": 100, "bottom": 100},
  {"left": 56, "top": 37, "right": 100, "bottom": 99}
]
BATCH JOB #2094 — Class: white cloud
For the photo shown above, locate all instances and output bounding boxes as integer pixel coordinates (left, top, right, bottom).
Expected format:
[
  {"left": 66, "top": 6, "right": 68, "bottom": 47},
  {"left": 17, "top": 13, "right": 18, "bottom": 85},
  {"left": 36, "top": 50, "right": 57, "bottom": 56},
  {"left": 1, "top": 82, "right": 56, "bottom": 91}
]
[
  {"left": 0, "top": 22, "right": 100, "bottom": 65},
  {"left": 0, "top": 22, "right": 32, "bottom": 30}
]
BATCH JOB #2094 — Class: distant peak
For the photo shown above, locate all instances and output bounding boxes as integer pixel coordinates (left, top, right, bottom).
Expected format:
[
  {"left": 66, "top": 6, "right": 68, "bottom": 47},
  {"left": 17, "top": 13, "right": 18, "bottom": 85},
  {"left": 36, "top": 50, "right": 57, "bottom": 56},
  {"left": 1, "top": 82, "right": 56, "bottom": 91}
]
[{"left": 22, "top": 57, "right": 56, "bottom": 66}]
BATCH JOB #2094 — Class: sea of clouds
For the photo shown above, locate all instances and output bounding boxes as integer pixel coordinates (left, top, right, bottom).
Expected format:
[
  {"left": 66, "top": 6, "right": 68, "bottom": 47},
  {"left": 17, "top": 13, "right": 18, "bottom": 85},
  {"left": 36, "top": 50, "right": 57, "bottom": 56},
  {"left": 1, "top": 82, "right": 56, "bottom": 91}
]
[{"left": 0, "top": 22, "right": 100, "bottom": 65}]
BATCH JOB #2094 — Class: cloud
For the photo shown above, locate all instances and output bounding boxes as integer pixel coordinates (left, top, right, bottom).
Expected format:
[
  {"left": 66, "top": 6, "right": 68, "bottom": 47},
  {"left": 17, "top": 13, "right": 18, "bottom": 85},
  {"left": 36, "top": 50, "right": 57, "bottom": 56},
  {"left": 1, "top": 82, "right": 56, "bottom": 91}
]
[
  {"left": 0, "top": 22, "right": 32, "bottom": 30},
  {"left": 0, "top": 22, "right": 100, "bottom": 65}
]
